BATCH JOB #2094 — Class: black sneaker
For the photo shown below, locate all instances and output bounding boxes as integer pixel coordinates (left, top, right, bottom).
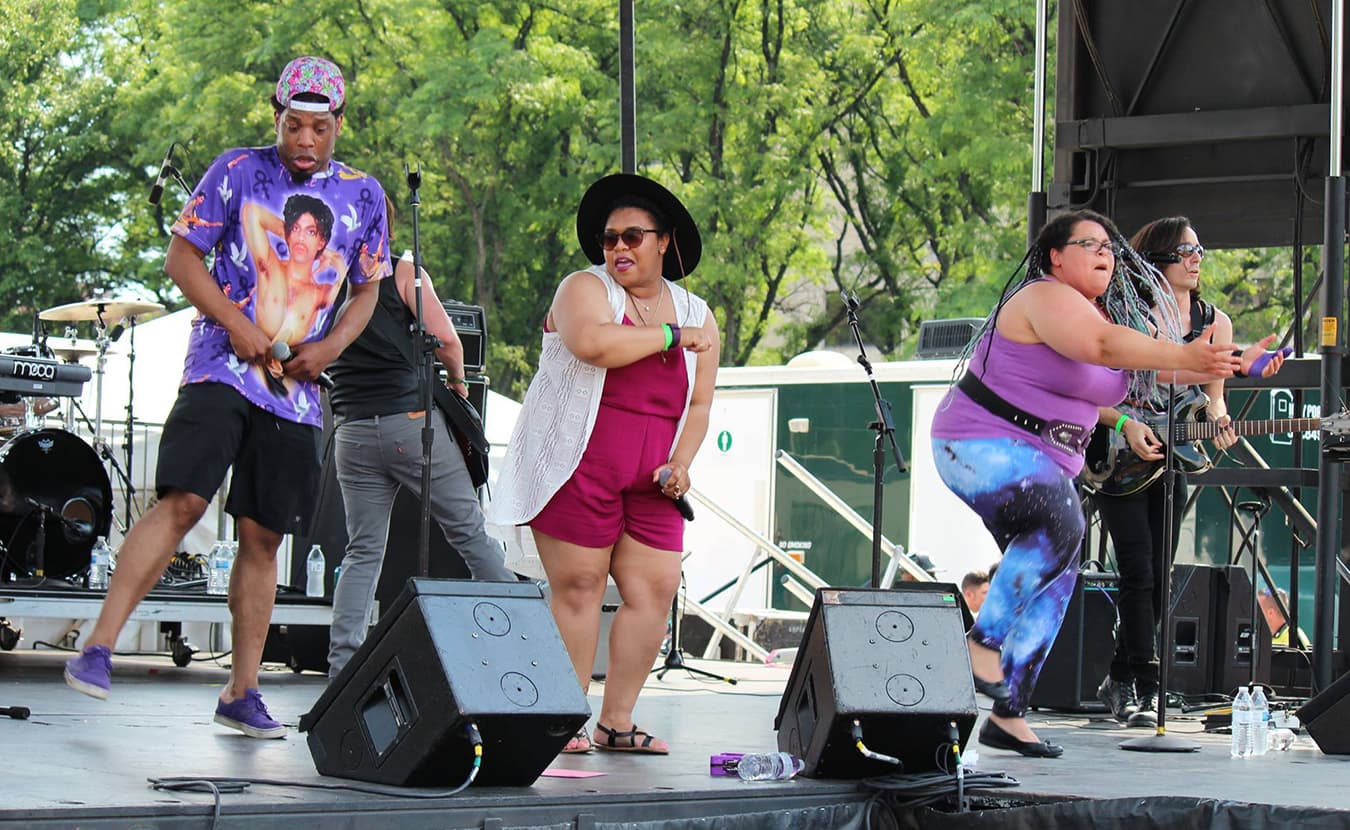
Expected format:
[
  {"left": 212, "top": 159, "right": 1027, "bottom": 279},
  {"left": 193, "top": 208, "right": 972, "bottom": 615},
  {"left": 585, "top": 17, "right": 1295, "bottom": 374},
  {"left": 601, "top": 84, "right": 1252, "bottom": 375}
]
[
  {"left": 1127, "top": 691, "right": 1159, "bottom": 728},
  {"left": 1096, "top": 676, "right": 1138, "bottom": 723}
]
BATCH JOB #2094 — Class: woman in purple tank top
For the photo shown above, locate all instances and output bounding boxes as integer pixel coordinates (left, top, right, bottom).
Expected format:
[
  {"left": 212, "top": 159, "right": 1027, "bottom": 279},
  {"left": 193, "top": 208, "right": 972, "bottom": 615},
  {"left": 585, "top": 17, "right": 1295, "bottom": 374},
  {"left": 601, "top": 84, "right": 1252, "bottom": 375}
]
[{"left": 931, "top": 210, "right": 1240, "bottom": 758}]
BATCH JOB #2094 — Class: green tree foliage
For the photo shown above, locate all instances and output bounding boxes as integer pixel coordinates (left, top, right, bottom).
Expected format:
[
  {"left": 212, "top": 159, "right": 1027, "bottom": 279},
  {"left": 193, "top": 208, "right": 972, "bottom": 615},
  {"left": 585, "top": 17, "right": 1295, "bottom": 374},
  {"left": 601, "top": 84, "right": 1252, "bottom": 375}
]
[
  {"left": 0, "top": 0, "right": 1301, "bottom": 395},
  {"left": 0, "top": 0, "right": 148, "bottom": 320}
]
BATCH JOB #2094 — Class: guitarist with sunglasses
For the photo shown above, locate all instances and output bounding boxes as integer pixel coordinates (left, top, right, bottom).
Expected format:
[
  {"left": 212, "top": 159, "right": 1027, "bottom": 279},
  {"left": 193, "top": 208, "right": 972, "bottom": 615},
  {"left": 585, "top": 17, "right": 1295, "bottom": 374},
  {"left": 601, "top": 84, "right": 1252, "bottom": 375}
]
[{"left": 1091, "top": 216, "right": 1288, "bottom": 728}]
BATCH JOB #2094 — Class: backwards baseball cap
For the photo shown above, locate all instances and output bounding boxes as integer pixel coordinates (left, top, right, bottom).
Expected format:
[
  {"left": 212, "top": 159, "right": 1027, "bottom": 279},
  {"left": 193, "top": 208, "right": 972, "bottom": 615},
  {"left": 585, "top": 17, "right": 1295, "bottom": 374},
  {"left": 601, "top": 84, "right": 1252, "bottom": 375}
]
[{"left": 274, "top": 56, "right": 345, "bottom": 113}]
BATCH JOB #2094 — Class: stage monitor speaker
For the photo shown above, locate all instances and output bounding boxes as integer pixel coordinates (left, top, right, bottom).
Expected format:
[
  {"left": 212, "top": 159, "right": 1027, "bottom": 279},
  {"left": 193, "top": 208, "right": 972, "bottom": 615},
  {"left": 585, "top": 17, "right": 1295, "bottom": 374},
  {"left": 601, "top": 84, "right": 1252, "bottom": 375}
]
[
  {"left": 1166, "top": 564, "right": 1270, "bottom": 698},
  {"left": 774, "top": 585, "right": 977, "bottom": 778},
  {"left": 1210, "top": 565, "right": 1270, "bottom": 696},
  {"left": 1030, "top": 571, "right": 1117, "bottom": 712},
  {"left": 1166, "top": 564, "right": 1218, "bottom": 697},
  {"left": 299, "top": 578, "right": 589, "bottom": 787},
  {"left": 1298, "top": 670, "right": 1350, "bottom": 755}
]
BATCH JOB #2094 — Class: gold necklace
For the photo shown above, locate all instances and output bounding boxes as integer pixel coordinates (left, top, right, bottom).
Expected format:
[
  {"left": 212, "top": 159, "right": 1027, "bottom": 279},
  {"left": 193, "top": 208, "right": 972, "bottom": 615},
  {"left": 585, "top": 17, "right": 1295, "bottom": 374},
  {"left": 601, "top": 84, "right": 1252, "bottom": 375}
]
[
  {"left": 626, "top": 281, "right": 668, "bottom": 361},
  {"left": 627, "top": 280, "right": 665, "bottom": 318}
]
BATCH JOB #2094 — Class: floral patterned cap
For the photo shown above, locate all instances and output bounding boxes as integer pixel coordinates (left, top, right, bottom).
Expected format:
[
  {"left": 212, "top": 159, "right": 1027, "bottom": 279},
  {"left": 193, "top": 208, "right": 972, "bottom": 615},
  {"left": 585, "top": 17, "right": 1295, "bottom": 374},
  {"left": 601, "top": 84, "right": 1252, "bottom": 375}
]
[{"left": 275, "top": 56, "right": 345, "bottom": 113}]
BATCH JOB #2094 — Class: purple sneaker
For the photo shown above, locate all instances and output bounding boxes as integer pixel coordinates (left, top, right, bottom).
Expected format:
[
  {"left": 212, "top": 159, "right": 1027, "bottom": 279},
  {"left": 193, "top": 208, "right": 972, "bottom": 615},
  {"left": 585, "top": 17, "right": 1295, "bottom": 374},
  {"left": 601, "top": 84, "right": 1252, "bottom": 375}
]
[
  {"left": 214, "top": 689, "right": 286, "bottom": 739},
  {"left": 64, "top": 645, "right": 112, "bottom": 700}
]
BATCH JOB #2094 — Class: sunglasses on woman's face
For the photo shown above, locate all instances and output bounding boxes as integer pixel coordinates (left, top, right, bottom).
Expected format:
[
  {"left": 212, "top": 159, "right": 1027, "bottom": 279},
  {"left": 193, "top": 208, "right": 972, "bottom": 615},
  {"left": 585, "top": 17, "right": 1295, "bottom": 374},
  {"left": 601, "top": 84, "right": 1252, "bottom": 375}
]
[{"left": 599, "top": 227, "right": 660, "bottom": 250}]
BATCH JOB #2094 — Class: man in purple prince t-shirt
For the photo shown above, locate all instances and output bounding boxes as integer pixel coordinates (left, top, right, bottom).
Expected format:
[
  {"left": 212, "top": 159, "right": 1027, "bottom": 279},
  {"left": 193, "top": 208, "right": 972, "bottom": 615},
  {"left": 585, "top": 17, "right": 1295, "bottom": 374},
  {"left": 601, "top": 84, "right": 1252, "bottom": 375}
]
[{"left": 64, "top": 57, "right": 391, "bottom": 738}]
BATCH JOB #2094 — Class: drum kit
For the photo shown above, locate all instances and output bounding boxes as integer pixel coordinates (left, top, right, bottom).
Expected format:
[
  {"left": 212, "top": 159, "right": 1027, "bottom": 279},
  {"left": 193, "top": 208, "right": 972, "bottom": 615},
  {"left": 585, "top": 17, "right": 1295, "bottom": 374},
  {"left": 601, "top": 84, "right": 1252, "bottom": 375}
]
[{"left": 0, "top": 298, "right": 164, "bottom": 585}]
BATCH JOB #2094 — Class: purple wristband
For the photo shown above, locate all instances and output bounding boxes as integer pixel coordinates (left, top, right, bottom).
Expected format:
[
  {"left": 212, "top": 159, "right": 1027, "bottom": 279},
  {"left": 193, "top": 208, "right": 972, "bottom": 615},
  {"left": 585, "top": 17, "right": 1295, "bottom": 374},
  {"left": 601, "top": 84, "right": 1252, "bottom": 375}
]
[{"left": 669, "top": 325, "right": 681, "bottom": 349}]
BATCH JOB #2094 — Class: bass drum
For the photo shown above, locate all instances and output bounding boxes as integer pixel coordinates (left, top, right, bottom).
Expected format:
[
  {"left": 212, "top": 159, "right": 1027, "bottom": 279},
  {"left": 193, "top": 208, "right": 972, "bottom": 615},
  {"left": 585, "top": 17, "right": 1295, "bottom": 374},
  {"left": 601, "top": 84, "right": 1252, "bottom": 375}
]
[{"left": 0, "top": 429, "right": 112, "bottom": 581}]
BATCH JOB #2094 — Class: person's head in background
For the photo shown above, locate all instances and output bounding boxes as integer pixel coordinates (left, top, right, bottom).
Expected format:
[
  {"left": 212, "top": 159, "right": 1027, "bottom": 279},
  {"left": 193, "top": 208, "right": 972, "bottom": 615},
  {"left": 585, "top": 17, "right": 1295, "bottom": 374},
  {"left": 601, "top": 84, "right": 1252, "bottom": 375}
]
[
  {"left": 1258, "top": 587, "right": 1290, "bottom": 633},
  {"left": 961, "top": 570, "right": 991, "bottom": 614}
]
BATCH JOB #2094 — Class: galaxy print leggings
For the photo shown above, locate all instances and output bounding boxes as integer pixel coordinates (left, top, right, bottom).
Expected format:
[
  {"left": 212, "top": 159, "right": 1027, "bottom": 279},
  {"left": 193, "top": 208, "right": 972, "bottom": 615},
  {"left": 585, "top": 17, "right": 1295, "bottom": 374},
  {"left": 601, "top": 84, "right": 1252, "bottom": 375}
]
[{"left": 932, "top": 438, "right": 1085, "bottom": 717}]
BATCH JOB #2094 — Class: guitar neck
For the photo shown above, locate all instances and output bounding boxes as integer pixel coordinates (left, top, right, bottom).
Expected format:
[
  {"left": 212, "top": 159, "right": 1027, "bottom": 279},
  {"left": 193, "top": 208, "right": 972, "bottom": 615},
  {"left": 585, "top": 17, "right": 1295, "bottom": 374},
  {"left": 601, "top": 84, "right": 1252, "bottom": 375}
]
[{"left": 1178, "top": 417, "right": 1321, "bottom": 442}]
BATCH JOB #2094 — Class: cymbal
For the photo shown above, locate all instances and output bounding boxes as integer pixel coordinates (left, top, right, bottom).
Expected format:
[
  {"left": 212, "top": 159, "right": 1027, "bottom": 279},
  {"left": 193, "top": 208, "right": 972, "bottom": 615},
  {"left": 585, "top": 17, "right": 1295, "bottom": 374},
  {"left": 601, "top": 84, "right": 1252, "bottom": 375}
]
[
  {"left": 39, "top": 298, "right": 165, "bottom": 324},
  {"left": 47, "top": 338, "right": 102, "bottom": 361}
]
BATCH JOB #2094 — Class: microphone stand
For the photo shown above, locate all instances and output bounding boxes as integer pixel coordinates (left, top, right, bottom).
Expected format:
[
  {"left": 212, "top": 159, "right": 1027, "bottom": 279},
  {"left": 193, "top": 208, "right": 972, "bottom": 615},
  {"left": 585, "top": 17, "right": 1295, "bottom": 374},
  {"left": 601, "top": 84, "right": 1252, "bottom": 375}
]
[
  {"left": 1122, "top": 377, "right": 1199, "bottom": 752},
  {"left": 71, "top": 399, "right": 132, "bottom": 535},
  {"left": 406, "top": 163, "right": 438, "bottom": 577},
  {"left": 841, "top": 291, "right": 908, "bottom": 588},
  {"left": 122, "top": 317, "right": 138, "bottom": 528}
]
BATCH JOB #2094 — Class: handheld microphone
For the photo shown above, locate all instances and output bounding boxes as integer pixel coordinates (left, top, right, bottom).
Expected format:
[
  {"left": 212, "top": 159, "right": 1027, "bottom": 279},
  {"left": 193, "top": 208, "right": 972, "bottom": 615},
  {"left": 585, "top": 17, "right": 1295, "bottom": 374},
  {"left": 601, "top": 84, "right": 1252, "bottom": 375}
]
[
  {"left": 271, "top": 341, "right": 335, "bottom": 390},
  {"left": 148, "top": 142, "right": 177, "bottom": 206},
  {"left": 658, "top": 469, "right": 696, "bottom": 522}
]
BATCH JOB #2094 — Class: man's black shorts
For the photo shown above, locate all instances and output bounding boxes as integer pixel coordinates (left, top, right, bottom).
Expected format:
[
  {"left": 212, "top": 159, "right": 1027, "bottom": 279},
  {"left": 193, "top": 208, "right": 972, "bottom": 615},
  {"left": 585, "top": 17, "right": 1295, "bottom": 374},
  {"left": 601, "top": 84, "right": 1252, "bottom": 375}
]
[{"left": 156, "top": 382, "right": 320, "bottom": 536}]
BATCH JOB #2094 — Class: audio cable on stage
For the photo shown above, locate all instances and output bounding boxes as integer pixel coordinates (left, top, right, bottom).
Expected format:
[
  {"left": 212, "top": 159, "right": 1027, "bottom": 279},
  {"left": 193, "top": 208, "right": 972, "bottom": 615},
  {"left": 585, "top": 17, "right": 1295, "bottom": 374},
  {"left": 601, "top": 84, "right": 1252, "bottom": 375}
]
[
  {"left": 852, "top": 718, "right": 902, "bottom": 767},
  {"left": 149, "top": 720, "right": 485, "bottom": 830}
]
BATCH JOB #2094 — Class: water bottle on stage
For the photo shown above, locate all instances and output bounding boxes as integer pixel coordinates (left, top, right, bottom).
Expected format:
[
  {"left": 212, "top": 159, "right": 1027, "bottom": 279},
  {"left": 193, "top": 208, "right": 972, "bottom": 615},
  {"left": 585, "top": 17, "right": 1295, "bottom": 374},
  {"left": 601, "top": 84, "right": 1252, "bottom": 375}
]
[
  {"left": 1250, "top": 685, "right": 1270, "bottom": 757},
  {"left": 305, "top": 545, "right": 326, "bottom": 598},
  {"left": 86, "top": 538, "right": 112, "bottom": 591},
  {"left": 736, "top": 752, "right": 805, "bottom": 781},
  {"left": 1231, "top": 685, "right": 1253, "bottom": 758},
  {"left": 206, "top": 542, "right": 233, "bottom": 596}
]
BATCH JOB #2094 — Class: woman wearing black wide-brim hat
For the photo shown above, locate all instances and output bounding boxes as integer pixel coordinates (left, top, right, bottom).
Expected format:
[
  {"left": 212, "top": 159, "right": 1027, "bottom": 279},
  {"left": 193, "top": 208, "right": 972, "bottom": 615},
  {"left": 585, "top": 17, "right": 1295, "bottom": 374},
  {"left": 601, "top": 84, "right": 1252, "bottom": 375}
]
[{"left": 488, "top": 173, "right": 720, "bottom": 756}]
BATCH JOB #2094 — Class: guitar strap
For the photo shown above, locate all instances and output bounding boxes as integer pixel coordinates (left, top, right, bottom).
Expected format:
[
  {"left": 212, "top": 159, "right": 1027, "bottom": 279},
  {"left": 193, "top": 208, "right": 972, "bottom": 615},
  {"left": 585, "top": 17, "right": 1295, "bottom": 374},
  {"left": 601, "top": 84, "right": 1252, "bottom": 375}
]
[
  {"left": 1187, "top": 296, "right": 1215, "bottom": 343},
  {"left": 956, "top": 372, "right": 1091, "bottom": 454}
]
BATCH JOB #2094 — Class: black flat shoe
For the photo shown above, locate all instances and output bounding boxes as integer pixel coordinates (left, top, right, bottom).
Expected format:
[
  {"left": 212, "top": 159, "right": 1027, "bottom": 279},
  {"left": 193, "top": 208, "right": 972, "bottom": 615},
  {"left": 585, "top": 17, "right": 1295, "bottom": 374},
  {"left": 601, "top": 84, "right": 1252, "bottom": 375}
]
[
  {"left": 972, "top": 674, "right": 1012, "bottom": 701},
  {"left": 978, "top": 719, "right": 1064, "bottom": 758}
]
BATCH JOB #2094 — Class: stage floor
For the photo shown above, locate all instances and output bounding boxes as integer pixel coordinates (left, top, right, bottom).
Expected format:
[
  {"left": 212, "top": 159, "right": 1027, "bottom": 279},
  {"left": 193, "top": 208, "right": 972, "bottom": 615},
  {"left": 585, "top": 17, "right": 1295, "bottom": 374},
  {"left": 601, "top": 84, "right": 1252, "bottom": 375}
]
[{"left": 2, "top": 647, "right": 1349, "bottom": 828}]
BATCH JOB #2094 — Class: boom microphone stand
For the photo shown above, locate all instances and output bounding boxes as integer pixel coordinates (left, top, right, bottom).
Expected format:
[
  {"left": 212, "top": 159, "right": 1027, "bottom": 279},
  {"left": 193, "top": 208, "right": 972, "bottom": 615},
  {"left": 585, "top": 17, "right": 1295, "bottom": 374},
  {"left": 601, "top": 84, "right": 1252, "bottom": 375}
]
[
  {"left": 405, "top": 163, "right": 439, "bottom": 578},
  {"left": 652, "top": 579, "right": 736, "bottom": 684},
  {"left": 1122, "top": 378, "right": 1200, "bottom": 753},
  {"left": 841, "top": 291, "right": 908, "bottom": 588}
]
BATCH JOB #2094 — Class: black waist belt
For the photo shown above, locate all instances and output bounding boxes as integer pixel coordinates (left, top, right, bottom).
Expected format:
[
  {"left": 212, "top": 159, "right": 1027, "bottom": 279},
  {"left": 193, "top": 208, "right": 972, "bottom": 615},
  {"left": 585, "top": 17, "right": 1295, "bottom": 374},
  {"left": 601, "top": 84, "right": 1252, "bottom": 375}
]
[{"left": 956, "top": 372, "right": 1091, "bottom": 455}]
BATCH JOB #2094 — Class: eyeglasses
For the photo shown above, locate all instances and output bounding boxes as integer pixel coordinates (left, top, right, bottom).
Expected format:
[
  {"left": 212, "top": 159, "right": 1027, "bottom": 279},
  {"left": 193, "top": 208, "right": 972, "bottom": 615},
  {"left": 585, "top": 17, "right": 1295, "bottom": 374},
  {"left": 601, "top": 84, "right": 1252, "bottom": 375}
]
[
  {"left": 1175, "top": 243, "right": 1206, "bottom": 260},
  {"left": 1065, "top": 238, "right": 1118, "bottom": 255},
  {"left": 599, "top": 227, "right": 661, "bottom": 250}
]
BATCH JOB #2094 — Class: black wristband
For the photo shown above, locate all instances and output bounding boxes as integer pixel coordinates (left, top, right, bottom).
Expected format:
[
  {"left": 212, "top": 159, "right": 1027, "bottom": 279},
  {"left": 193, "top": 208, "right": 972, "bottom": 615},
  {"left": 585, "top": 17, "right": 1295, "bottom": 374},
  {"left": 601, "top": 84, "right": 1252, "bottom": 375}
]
[{"left": 1231, "top": 349, "right": 1246, "bottom": 378}]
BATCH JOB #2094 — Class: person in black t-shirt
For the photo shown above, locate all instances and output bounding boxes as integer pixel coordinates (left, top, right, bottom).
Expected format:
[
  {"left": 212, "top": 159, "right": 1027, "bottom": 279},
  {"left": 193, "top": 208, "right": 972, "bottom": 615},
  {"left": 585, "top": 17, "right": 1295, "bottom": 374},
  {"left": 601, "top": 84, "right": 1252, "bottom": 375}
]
[{"left": 326, "top": 217, "right": 512, "bottom": 678}]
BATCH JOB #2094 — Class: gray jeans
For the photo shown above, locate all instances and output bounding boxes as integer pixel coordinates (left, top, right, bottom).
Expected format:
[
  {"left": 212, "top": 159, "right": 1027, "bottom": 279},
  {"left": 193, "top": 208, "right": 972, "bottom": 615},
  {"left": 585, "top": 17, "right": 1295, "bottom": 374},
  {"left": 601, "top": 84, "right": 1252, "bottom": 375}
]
[{"left": 329, "top": 407, "right": 512, "bottom": 676}]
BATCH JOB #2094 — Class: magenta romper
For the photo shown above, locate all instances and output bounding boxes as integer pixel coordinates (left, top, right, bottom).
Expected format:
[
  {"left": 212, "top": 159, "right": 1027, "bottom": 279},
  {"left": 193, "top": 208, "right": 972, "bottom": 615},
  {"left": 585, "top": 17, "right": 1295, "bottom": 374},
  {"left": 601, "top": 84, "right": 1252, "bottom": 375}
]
[{"left": 529, "top": 316, "right": 690, "bottom": 552}]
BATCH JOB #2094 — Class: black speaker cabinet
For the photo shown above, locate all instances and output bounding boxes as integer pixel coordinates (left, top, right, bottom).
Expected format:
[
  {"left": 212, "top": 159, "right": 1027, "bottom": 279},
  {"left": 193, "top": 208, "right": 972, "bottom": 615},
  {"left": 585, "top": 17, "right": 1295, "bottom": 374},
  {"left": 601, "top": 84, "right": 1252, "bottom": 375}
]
[
  {"left": 1211, "top": 565, "right": 1270, "bottom": 696},
  {"left": 1030, "top": 571, "right": 1117, "bottom": 711},
  {"left": 1167, "top": 564, "right": 1217, "bottom": 696},
  {"left": 299, "top": 578, "right": 589, "bottom": 787},
  {"left": 1298, "top": 670, "right": 1350, "bottom": 755},
  {"left": 442, "top": 300, "right": 486, "bottom": 373},
  {"left": 774, "top": 586, "right": 977, "bottom": 778},
  {"left": 1167, "top": 564, "right": 1270, "bottom": 697}
]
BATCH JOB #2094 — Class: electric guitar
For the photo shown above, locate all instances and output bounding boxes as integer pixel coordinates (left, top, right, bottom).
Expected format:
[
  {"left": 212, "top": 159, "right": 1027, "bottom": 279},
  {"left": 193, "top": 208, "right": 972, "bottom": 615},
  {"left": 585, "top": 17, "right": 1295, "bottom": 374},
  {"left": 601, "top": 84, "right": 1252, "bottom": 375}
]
[{"left": 1080, "top": 386, "right": 1349, "bottom": 497}]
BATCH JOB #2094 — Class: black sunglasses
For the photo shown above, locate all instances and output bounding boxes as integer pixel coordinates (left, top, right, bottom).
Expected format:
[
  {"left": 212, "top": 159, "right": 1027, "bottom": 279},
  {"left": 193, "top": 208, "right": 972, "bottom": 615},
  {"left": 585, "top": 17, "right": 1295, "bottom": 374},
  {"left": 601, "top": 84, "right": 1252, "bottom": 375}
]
[{"left": 599, "top": 227, "right": 661, "bottom": 250}]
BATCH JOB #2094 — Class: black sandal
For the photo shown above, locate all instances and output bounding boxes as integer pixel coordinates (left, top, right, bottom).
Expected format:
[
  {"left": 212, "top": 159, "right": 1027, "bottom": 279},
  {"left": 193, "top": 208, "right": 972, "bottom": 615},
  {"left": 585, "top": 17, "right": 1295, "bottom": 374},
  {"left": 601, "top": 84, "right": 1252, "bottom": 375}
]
[
  {"left": 594, "top": 722, "right": 668, "bottom": 755},
  {"left": 560, "top": 726, "right": 593, "bottom": 754}
]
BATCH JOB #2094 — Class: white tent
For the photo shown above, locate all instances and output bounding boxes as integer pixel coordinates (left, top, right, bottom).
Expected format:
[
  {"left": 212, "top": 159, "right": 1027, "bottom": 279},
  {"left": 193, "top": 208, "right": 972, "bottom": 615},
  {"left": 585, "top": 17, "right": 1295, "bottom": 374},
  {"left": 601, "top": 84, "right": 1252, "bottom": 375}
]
[{"left": 10, "top": 308, "right": 523, "bottom": 562}]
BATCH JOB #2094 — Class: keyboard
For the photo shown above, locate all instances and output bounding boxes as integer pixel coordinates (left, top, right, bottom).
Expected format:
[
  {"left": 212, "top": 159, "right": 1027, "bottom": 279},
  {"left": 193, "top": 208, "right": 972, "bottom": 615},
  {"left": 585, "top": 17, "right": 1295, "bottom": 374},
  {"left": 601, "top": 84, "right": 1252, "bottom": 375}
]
[{"left": 0, "top": 355, "right": 91, "bottom": 397}]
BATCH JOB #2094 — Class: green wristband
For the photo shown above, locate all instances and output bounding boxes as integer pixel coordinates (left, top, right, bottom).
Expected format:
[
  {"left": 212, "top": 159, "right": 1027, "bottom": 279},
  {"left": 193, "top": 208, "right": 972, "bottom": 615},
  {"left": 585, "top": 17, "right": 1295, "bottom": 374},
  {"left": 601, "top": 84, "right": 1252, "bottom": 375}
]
[
  {"left": 1113, "top": 414, "right": 1129, "bottom": 434},
  {"left": 662, "top": 323, "right": 674, "bottom": 350}
]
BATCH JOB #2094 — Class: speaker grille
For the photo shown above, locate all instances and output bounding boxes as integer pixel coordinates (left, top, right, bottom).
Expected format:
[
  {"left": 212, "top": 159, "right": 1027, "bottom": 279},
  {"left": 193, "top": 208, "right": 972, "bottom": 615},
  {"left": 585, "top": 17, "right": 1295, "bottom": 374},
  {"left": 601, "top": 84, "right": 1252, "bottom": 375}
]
[{"left": 916, "top": 318, "right": 982, "bottom": 359}]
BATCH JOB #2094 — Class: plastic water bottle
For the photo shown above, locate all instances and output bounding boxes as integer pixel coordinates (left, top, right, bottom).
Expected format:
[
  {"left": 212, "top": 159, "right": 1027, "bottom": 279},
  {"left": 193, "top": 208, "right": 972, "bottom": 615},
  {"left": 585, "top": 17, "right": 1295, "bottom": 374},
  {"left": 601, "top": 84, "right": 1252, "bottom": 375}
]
[
  {"left": 1250, "top": 685, "right": 1270, "bottom": 757},
  {"left": 305, "top": 544, "right": 326, "bottom": 598},
  {"left": 736, "top": 752, "right": 805, "bottom": 781},
  {"left": 1231, "top": 685, "right": 1253, "bottom": 758},
  {"left": 87, "top": 537, "right": 112, "bottom": 590},
  {"left": 207, "top": 542, "right": 233, "bottom": 596},
  {"left": 1268, "top": 728, "right": 1296, "bottom": 752}
]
